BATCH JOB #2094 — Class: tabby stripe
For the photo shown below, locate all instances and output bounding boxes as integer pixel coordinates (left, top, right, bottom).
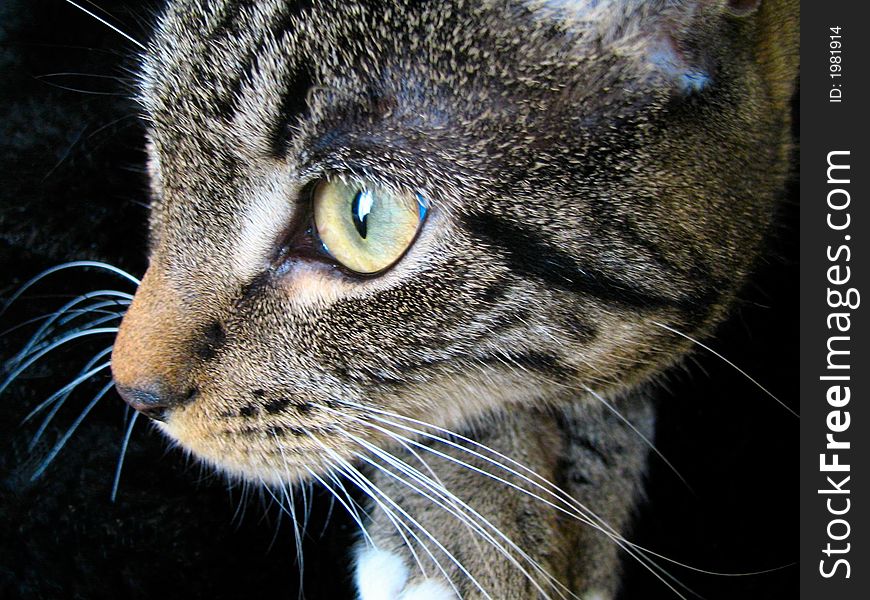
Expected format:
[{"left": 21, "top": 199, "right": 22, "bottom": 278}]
[
  {"left": 587, "top": 194, "right": 720, "bottom": 287},
  {"left": 269, "top": 65, "right": 315, "bottom": 157},
  {"left": 477, "top": 351, "right": 575, "bottom": 380},
  {"left": 462, "top": 212, "right": 716, "bottom": 313},
  {"left": 210, "top": 2, "right": 314, "bottom": 128}
]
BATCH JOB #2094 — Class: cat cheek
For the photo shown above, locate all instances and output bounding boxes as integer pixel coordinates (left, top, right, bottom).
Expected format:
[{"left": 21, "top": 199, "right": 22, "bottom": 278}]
[{"left": 275, "top": 262, "right": 351, "bottom": 308}]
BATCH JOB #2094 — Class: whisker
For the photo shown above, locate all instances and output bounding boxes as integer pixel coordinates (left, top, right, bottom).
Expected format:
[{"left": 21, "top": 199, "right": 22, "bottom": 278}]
[
  {"left": 343, "top": 432, "right": 573, "bottom": 600},
  {"left": 1, "top": 261, "right": 139, "bottom": 315},
  {"left": 229, "top": 478, "right": 253, "bottom": 527},
  {"left": 324, "top": 401, "right": 695, "bottom": 597},
  {"left": 56, "top": 301, "right": 129, "bottom": 327},
  {"left": 331, "top": 459, "right": 461, "bottom": 600},
  {"left": 651, "top": 320, "right": 798, "bottom": 418},
  {"left": 0, "top": 304, "right": 123, "bottom": 339},
  {"left": 22, "top": 347, "right": 112, "bottom": 424},
  {"left": 62, "top": 0, "right": 147, "bottom": 51},
  {"left": 0, "top": 328, "right": 118, "bottom": 396},
  {"left": 17, "top": 313, "right": 124, "bottom": 368},
  {"left": 345, "top": 426, "right": 488, "bottom": 581},
  {"left": 8, "top": 290, "right": 130, "bottom": 366},
  {"left": 318, "top": 460, "right": 431, "bottom": 582},
  {"left": 334, "top": 416, "right": 580, "bottom": 598},
  {"left": 320, "top": 402, "right": 597, "bottom": 527},
  {"left": 314, "top": 460, "right": 455, "bottom": 589},
  {"left": 273, "top": 437, "right": 305, "bottom": 597},
  {"left": 259, "top": 481, "right": 291, "bottom": 552},
  {"left": 343, "top": 403, "right": 775, "bottom": 589},
  {"left": 110, "top": 410, "right": 140, "bottom": 502},
  {"left": 30, "top": 380, "right": 115, "bottom": 481},
  {"left": 581, "top": 384, "right": 694, "bottom": 493},
  {"left": 27, "top": 362, "right": 112, "bottom": 448},
  {"left": 306, "top": 433, "right": 473, "bottom": 599},
  {"left": 33, "top": 79, "right": 128, "bottom": 96},
  {"left": 311, "top": 466, "right": 372, "bottom": 539},
  {"left": 36, "top": 72, "right": 135, "bottom": 82},
  {"left": 317, "top": 483, "right": 337, "bottom": 540}
]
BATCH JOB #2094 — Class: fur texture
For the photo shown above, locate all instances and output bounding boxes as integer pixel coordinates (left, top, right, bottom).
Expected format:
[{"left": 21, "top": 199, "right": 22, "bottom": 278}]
[{"left": 1, "top": 1, "right": 798, "bottom": 598}]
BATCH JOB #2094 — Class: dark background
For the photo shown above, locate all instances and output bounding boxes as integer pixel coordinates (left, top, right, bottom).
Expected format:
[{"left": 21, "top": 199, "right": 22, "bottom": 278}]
[{"left": 0, "top": 1, "right": 797, "bottom": 598}]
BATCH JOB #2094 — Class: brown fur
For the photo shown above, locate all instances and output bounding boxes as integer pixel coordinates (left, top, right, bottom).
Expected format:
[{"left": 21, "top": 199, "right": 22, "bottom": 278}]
[{"left": 111, "top": 1, "right": 798, "bottom": 597}]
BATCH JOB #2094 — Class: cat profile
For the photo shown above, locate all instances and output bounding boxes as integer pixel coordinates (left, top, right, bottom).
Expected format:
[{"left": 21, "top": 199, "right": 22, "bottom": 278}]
[{"left": 2, "top": 1, "right": 798, "bottom": 598}]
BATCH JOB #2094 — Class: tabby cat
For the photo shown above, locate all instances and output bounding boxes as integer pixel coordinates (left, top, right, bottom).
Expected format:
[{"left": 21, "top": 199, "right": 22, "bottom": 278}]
[{"left": 8, "top": 0, "right": 799, "bottom": 599}]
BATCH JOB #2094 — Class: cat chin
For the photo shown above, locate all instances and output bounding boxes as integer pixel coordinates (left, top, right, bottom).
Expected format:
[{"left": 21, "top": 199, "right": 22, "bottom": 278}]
[{"left": 150, "top": 418, "right": 339, "bottom": 486}]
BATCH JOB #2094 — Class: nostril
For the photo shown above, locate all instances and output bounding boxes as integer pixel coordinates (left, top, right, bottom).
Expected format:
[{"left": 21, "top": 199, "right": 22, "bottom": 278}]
[
  {"left": 116, "top": 384, "right": 167, "bottom": 421},
  {"left": 115, "top": 383, "right": 198, "bottom": 422}
]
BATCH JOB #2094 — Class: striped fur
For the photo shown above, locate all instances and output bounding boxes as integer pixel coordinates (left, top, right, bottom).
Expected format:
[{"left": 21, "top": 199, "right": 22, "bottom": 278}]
[{"left": 110, "top": 1, "right": 798, "bottom": 598}]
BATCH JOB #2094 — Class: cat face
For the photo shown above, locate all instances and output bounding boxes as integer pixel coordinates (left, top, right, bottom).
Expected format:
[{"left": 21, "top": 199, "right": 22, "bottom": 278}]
[{"left": 111, "top": 0, "right": 795, "bottom": 484}]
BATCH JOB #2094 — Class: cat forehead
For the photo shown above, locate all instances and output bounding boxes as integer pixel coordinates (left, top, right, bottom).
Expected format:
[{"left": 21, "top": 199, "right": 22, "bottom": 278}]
[
  {"left": 138, "top": 0, "right": 683, "bottom": 183},
  {"left": 139, "top": 0, "right": 673, "bottom": 120}
]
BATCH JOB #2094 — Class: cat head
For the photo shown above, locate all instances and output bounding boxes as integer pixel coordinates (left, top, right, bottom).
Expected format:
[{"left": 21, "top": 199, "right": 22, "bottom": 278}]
[{"left": 111, "top": 0, "right": 797, "bottom": 484}]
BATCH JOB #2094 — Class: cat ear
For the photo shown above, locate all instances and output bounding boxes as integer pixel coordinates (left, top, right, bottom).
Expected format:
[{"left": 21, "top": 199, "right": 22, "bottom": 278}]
[
  {"left": 527, "top": 0, "right": 763, "bottom": 94},
  {"left": 725, "top": 0, "right": 761, "bottom": 16},
  {"left": 633, "top": 0, "right": 763, "bottom": 94}
]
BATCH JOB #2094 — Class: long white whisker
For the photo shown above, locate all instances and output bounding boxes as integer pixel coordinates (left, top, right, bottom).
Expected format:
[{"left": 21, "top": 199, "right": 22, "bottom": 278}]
[
  {"left": 9, "top": 290, "right": 130, "bottom": 367},
  {"left": 652, "top": 320, "right": 798, "bottom": 418},
  {"left": 23, "top": 349, "right": 112, "bottom": 424},
  {"left": 30, "top": 380, "right": 115, "bottom": 480},
  {"left": 273, "top": 436, "right": 305, "bottom": 598},
  {"left": 581, "top": 384, "right": 693, "bottom": 493},
  {"left": 317, "top": 484, "right": 337, "bottom": 540},
  {"left": 303, "top": 464, "right": 375, "bottom": 549},
  {"left": 320, "top": 458, "right": 431, "bottom": 581},
  {"left": 300, "top": 479, "right": 312, "bottom": 541},
  {"left": 320, "top": 402, "right": 598, "bottom": 527},
  {"left": 28, "top": 361, "right": 112, "bottom": 448},
  {"left": 306, "top": 433, "right": 477, "bottom": 599},
  {"left": 56, "top": 298, "right": 129, "bottom": 327},
  {"left": 331, "top": 459, "right": 462, "bottom": 600},
  {"left": 259, "top": 481, "right": 291, "bottom": 551},
  {"left": 334, "top": 415, "right": 581, "bottom": 599},
  {"left": 18, "top": 313, "right": 124, "bottom": 368},
  {"left": 0, "top": 327, "right": 118, "bottom": 396},
  {"left": 343, "top": 432, "right": 572, "bottom": 600},
  {"left": 1, "top": 261, "right": 139, "bottom": 315},
  {"left": 111, "top": 410, "right": 140, "bottom": 502},
  {"left": 325, "top": 402, "right": 695, "bottom": 595},
  {"left": 62, "top": 0, "right": 147, "bottom": 50},
  {"left": 0, "top": 304, "right": 123, "bottom": 339},
  {"left": 353, "top": 404, "right": 766, "bottom": 586}
]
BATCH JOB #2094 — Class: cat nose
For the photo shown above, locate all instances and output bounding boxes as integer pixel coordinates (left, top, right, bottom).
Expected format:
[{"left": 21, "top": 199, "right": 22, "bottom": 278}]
[
  {"left": 115, "top": 383, "right": 195, "bottom": 422},
  {"left": 112, "top": 265, "right": 205, "bottom": 421},
  {"left": 115, "top": 384, "right": 169, "bottom": 421}
]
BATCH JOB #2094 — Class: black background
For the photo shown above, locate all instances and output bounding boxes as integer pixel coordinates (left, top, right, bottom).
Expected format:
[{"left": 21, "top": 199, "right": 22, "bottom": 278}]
[{"left": 1, "top": 1, "right": 797, "bottom": 598}]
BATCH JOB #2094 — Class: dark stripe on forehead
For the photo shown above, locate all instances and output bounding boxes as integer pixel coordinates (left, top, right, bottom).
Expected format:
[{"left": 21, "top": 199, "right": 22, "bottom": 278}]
[
  {"left": 269, "top": 65, "right": 315, "bottom": 157},
  {"left": 210, "top": 2, "right": 314, "bottom": 129},
  {"left": 462, "top": 212, "right": 716, "bottom": 314}
]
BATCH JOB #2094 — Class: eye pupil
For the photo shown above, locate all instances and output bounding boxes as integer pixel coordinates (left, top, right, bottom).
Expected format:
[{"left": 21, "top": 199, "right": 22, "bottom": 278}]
[
  {"left": 351, "top": 188, "right": 374, "bottom": 239},
  {"left": 313, "top": 178, "right": 425, "bottom": 274}
]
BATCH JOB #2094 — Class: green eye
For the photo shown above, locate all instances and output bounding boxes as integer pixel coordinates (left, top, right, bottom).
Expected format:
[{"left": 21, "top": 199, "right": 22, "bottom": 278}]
[{"left": 313, "top": 178, "right": 427, "bottom": 274}]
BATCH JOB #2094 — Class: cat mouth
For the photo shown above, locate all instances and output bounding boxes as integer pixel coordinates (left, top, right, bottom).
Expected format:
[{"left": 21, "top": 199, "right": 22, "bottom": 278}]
[{"left": 148, "top": 398, "right": 377, "bottom": 485}]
